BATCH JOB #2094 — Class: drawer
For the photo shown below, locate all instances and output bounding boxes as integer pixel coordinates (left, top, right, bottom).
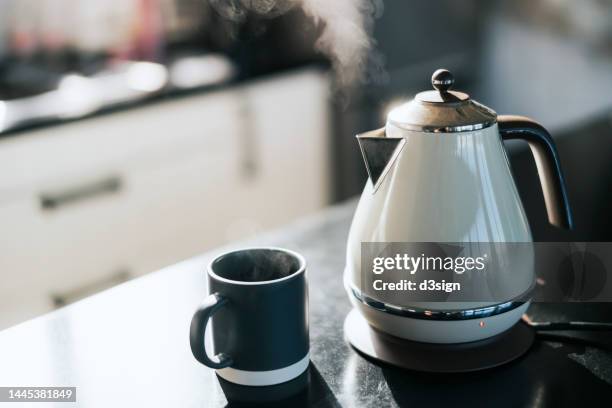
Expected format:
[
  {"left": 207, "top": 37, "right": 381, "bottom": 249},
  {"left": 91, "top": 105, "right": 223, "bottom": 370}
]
[
  {"left": 0, "top": 128, "right": 242, "bottom": 294},
  {"left": 0, "top": 154, "right": 240, "bottom": 329},
  {"left": 0, "top": 89, "right": 242, "bottom": 201}
]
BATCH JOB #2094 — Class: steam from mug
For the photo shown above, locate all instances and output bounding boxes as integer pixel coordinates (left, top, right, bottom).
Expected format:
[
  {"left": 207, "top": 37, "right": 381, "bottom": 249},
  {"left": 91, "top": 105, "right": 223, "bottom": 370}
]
[{"left": 211, "top": 249, "right": 301, "bottom": 282}]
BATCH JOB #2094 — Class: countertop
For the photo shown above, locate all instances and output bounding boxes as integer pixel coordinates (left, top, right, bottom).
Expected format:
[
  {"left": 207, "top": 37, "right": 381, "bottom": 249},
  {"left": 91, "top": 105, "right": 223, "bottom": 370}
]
[{"left": 1, "top": 200, "right": 611, "bottom": 407}]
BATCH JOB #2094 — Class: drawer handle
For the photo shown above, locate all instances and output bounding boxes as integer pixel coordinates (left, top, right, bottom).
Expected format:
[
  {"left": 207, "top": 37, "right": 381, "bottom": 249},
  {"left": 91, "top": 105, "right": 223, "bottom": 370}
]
[
  {"left": 51, "top": 269, "right": 131, "bottom": 307},
  {"left": 39, "top": 176, "right": 122, "bottom": 210}
]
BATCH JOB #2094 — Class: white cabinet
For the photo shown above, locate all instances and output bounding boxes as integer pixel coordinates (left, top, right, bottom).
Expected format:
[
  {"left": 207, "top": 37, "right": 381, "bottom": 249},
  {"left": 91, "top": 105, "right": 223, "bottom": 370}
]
[{"left": 0, "top": 68, "right": 330, "bottom": 330}]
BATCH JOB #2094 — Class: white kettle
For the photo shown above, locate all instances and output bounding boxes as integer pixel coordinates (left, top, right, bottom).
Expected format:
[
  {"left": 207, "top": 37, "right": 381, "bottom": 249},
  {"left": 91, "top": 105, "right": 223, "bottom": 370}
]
[{"left": 344, "top": 69, "right": 573, "bottom": 343}]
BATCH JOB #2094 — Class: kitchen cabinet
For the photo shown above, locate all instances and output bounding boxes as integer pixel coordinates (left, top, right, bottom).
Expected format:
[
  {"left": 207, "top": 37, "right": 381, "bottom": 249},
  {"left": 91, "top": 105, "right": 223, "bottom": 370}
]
[{"left": 0, "top": 67, "right": 331, "bottom": 330}]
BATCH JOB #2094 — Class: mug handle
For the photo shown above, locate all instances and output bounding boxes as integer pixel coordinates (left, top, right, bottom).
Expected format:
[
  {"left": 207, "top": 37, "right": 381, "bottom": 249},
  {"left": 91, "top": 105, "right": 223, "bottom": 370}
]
[{"left": 189, "top": 293, "right": 233, "bottom": 369}]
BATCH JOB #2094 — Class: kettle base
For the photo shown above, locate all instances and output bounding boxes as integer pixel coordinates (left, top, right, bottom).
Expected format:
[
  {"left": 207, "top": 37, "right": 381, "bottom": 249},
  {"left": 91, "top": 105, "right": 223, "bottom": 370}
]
[{"left": 344, "top": 309, "right": 534, "bottom": 373}]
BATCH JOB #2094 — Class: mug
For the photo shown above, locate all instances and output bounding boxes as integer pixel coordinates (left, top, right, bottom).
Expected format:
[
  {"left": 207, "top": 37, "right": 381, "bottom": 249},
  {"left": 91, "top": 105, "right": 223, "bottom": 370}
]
[{"left": 190, "top": 247, "right": 309, "bottom": 387}]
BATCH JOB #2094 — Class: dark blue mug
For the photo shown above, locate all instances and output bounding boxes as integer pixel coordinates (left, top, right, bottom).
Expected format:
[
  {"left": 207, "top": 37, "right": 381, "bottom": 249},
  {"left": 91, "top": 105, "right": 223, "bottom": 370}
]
[{"left": 190, "top": 247, "right": 309, "bottom": 386}]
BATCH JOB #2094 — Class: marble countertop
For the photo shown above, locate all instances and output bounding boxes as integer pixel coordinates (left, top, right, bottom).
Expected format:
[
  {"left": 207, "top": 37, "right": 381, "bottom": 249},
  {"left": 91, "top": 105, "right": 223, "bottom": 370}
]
[{"left": 0, "top": 200, "right": 611, "bottom": 407}]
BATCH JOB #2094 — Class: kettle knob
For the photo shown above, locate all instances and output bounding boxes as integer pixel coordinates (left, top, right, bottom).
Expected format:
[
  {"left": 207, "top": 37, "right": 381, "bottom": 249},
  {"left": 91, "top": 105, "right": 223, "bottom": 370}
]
[{"left": 431, "top": 69, "right": 454, "bottom": 93}]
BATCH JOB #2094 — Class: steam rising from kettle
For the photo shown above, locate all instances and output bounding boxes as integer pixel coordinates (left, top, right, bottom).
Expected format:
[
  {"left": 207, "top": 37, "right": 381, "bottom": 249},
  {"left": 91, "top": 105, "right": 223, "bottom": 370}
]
[{"left": 208, "top": 0, "right": 384, "bottom": 84}]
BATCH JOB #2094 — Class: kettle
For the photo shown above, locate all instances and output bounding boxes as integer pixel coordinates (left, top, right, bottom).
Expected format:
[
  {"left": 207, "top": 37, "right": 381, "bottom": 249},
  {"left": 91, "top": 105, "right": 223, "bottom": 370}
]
[{"left": 344, "top": 69, "right": 573, "bottom": 343}]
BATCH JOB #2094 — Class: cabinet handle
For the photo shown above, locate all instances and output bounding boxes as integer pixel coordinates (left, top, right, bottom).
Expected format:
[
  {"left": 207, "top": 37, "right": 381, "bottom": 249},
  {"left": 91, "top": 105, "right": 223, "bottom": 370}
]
[
  {"left": 39, "top": 176, "right": 122, "bottom": 210},
  {"left": 238, "top": 96, "right": 258, "bottom": 181},
  {"left": 51, "top": 269, "right": 131, "bottom": 307}
]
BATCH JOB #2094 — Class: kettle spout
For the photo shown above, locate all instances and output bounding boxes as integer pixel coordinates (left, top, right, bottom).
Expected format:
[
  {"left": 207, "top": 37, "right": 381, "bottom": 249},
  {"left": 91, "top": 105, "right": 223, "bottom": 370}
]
[{"left": 357, "top": 127, "right": 405, "bottom": 189}]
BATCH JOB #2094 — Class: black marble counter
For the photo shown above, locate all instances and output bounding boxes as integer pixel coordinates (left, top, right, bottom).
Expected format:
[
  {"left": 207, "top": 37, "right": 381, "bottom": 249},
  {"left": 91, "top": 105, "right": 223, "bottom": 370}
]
[{"left": 0, "top": 200, "right": 611, "bottom": 407}]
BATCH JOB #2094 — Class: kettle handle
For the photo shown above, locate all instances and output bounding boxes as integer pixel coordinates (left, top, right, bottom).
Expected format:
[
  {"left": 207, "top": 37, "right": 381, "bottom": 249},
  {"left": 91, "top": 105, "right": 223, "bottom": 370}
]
[{"left": 498, "top": 115, "right": 573, "bottom": 230}]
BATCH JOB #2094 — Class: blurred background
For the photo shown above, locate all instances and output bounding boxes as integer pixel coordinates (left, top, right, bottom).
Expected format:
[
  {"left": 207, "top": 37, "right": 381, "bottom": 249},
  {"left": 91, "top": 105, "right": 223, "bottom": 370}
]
[{"left": 1, "top": 0, "right": 611, "bottom": 330}]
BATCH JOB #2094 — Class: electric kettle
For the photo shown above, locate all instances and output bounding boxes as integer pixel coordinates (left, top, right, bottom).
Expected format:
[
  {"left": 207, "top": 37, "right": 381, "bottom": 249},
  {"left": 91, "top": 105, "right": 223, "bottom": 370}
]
[{"left": 344, "top": 69, "right": 573, "bottom": 343}]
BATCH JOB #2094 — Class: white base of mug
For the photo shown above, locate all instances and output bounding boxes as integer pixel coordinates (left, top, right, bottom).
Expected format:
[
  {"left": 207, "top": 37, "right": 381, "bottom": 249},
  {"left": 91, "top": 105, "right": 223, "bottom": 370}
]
[{"left": 216, "top": 353, "right": 310, "bottom": 386}]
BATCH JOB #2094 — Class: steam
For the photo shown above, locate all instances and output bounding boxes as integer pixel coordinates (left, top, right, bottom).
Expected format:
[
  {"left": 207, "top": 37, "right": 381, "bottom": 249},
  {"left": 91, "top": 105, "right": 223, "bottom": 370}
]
[
  {"left": 208, "top": 0, "right": 385, "bottom": 86},
  {"left": 301, "top": 0, "right": 384, "bottom": 85},
  {"left": 243, "top": 249, "right": 299, "bottom": 281},
  {"left": 214, "top": 249, "right": 300, "bottom": 282}
]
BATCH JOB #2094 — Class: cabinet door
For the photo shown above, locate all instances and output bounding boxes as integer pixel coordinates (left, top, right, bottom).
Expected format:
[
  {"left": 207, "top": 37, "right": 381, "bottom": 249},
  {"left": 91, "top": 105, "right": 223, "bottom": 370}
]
[
  {"left": 0, "top": 89, "right": 242, "bottom": 328},
  {"left": 219, "top": 68, "right": 331, "bottom": 242},
  {"left": 0, "top": 89, "right": 240, "bottom": 200}
]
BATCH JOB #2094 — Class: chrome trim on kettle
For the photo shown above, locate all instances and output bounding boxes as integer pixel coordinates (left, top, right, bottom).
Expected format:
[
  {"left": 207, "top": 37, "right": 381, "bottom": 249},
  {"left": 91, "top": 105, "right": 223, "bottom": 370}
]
[
  {"left": 387, "top": 119, "right": 497, "bottom": 133},
  {"left": 386, "top": 69, "right": 499, "bottom": 133},
  {"left": 348, "top": 284, "right": 530, "bottom": 321}
]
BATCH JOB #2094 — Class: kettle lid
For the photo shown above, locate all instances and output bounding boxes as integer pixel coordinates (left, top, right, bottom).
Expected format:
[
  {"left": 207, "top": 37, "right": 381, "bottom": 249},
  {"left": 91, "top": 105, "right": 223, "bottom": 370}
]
[{"left": 387, "top": 69, "right": 497, "bottom": 133}]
